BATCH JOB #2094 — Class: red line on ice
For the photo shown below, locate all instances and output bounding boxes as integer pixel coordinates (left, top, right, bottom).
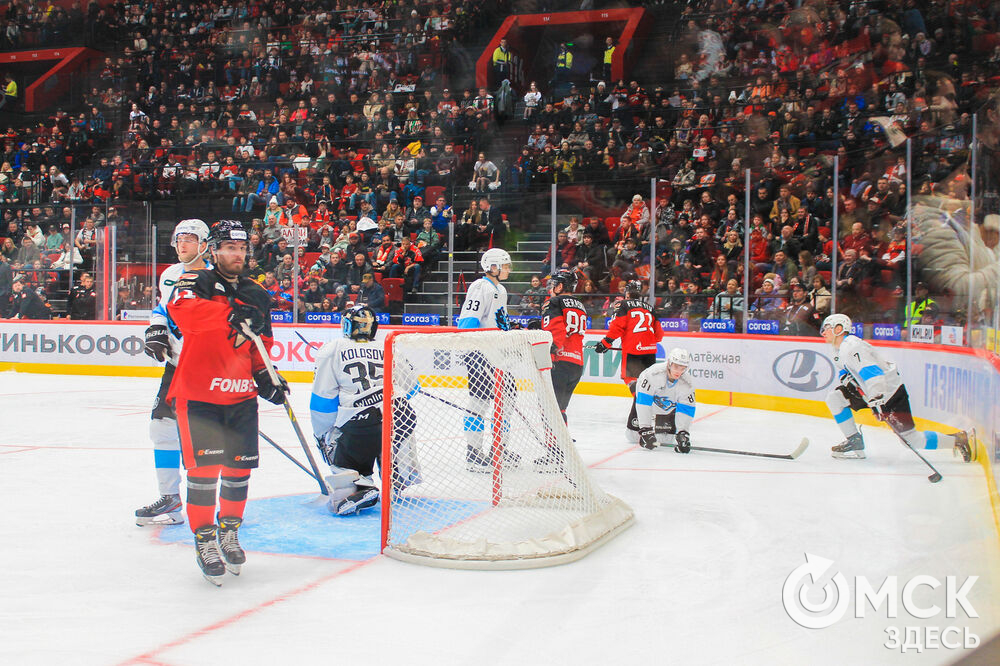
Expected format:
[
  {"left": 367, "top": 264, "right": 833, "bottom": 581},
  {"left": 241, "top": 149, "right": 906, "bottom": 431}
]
[{"left": 119, "top": 558, "right": 375, "bottom": 665}]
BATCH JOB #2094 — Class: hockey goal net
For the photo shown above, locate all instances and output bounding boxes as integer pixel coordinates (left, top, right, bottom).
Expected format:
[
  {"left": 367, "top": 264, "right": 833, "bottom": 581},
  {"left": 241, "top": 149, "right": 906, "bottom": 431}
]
[{"left": 381, "top": 330, "right": 634, "bottom": 569}]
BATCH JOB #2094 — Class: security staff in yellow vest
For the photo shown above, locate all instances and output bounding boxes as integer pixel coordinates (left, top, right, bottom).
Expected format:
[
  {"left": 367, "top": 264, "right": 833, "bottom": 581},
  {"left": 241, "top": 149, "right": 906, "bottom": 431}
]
[
  {"left": 0, "top": 74, "right": 17, "bottom": 111},
  {"left": 554, "top": 43, "right": 573, "bottom": 82},
  {"left": 904, "top": 282, "right": 937, "bottom": 327},
  {"left": 603, "top": 37, "right": 615, "bottom": 80},
  {"left": 492, "top": 38, "right": 513, "bottom": 83}
]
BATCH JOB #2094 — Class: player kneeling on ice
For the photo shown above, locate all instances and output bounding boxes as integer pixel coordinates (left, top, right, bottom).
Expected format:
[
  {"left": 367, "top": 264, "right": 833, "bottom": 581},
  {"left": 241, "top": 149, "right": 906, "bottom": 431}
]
[
  {"left": 821, "top": 314, "right": 974, "bottom": 461},
  {"left": 634, "top": 348, "right": 696, "bottom": 452},
  {"left": 310, "top": 305, "right": 420, "bottom": 516}
]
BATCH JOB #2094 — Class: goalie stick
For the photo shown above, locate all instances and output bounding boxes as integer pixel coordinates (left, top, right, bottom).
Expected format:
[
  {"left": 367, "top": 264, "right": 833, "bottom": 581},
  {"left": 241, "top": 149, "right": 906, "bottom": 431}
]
[
  {"left": 687, "top": 438, "right": 810, "bottom": 460},
  {"left": 259, "top": 430, "right": 322, "bottom": 483}
]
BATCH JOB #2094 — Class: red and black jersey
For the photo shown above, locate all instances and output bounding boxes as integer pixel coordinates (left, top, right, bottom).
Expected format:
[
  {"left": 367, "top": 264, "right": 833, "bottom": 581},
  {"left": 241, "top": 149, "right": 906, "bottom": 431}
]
[
  {"left": 543, "top": 294, "right": 587, "bottom": 366},
  {"left": 167, "top": 268, "right": 274, "bottom": 405},
  {"left": 603, "top": 298, "right": 662, "bottom": 356}
]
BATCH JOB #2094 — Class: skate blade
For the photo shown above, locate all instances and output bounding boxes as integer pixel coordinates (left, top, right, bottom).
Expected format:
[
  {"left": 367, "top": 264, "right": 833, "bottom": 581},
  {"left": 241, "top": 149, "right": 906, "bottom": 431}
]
[
  {"left": 136, "top": 512, "right": 184, "bottom": 527},
  {"left": 224, "top": 562, "right": 242, "bottom": 576},
  {"left": 202, "top": 572, "right": 224, "bottom": 587},
  {"left": 831, "top": 450, "right": 866, "bottom": 459}
]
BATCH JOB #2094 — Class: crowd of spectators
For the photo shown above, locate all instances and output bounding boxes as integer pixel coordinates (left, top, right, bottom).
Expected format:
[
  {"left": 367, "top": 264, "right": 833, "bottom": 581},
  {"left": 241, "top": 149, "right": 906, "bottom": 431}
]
[{"left": 504, "top": 0, "right": 999, "bottom": 331}]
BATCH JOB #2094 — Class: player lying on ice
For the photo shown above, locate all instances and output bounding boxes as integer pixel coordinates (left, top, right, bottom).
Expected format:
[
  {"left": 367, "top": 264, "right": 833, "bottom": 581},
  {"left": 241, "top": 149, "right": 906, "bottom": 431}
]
[
  {"left": 634, "top": 348, "right": 697, "bottom": 452},
  {"left": 820, "top": 313, "right": 974, "bottom": 462}
]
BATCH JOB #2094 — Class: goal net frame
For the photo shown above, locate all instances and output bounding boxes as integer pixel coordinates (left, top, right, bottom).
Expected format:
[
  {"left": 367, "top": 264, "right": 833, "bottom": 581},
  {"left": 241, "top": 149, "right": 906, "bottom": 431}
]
[{"left": 379, "top": 328, "right": 634, "bottom": 570}]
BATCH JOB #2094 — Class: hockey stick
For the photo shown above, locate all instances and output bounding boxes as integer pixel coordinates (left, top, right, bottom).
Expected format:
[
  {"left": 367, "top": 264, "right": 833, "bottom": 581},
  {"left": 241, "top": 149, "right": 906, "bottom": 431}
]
[
  {"left": 863, "top": 418, "right": 942, "bottom": 483},
  {"left": 587, "top": 342, "right": 622, "bottom": 352},
  {"left": 242, "top": 322, "right": 330, "bottom": 496},
  {"left": 688, "top": 437, "right": 809, "bottom": 460},
  {"left": 258, "top": 430, "right": 321, "bottom": 483}
]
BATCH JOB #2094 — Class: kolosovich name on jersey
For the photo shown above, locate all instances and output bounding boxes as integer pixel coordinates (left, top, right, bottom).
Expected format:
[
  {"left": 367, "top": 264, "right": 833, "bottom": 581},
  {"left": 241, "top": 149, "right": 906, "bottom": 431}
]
[{"left": 340, "top": 347, "right": 383, "bottom": 362}]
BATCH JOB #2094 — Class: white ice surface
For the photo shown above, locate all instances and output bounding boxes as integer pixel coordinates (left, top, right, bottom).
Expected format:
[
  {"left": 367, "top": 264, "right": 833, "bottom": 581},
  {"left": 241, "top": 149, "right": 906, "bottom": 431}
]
[{"left": 0, "top": 371, "right": 997, "bottom": 665}]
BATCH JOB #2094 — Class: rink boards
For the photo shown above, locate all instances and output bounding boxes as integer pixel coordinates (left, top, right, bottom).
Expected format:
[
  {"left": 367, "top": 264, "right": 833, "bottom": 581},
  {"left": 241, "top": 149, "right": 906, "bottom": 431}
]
[{"left": 2, "top": 319, "right": 999, "bottom": 540}]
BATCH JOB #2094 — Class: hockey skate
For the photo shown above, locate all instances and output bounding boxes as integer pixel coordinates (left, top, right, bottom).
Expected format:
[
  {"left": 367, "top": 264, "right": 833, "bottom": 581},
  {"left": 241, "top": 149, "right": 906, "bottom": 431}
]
[
  {"left": 466, "top": 445, "right": 520, "bottom": 472},
  {"left": 329, "top": 488, "right": 380, "bottom": 516},
  {"left": 194, "top": 525, "right": 226, "bottom": 586},
  {"left": 831, "top": 432, "right": 866, "bottom": 459},
  {"left": 135, "top": 494, "right": 183, "bottom": 527},
  {"left": 217, "top": 516, "right": 246, "bottom": 575},
  {"left": 952, "top": 428, "right": 976, "bottom": 463},
  {"left": 532, "top": 448, "right": 565, "bottom": 473}
]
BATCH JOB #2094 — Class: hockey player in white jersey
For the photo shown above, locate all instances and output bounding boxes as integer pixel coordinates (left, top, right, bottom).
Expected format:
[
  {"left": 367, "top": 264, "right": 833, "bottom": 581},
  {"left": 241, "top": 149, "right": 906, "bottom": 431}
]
[
  {"left": 456, "top": 248, "right": 520, "bottom": 470},
  {"left": 634, "top": 348, "right": 697, "bottom": 452},
  {"left": 457, "top": 247, "right": 512, "bottom": 330},
  {"left": 821, "top": 314, "right": 974, "bottom": 461},
  {"left": 135, "top": 218, "right": 209, "bottom": 526},
  {"left": 310, "top": 305, "right": 420, "bottom": 515}
]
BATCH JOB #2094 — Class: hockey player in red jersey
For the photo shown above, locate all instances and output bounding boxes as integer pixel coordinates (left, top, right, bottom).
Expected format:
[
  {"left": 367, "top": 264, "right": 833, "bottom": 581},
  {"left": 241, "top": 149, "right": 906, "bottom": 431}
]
[
  {"left": 167, "top": 220, "right": 289, "bottom": 586},
  {"left": 542, "top": 271, "right": 587, "bottom": 424},
  {"left": 595, "top": 280, "right": 663, "bottom": 441}
]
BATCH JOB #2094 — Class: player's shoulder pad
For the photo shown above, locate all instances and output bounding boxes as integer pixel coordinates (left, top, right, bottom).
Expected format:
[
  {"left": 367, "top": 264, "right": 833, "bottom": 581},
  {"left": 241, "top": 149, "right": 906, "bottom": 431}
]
[
  {"left": 171, "top": 268, "right": 215, "bottom": 298},
  {"left": 562, "top": 295, "right": 586, "bottom": 311},
  {"left": 315, "top": 338, "right": 341, "bottom": 361},
  {"left": 235, "top": 276, "right": 272, "bottom": 308},
  {"left": 839, "top": 334, "right": 866, "bottom": 356}
]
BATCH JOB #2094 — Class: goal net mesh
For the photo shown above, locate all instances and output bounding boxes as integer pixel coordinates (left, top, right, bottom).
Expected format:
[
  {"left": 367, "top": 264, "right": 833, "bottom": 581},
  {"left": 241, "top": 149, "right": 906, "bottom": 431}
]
[{"left": 382, "top": 330, "right": 633, "bottom": 569}]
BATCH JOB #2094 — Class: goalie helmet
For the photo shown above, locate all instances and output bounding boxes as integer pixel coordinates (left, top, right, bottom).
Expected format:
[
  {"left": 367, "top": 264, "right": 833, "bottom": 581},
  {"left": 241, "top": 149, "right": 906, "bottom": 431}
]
[
  {"left": 625, "top": 280, "right": 644, "bottom": 299},
  {"left": 667, "top": 347, "right": 691, "bottom": 367},
  {"left": 171, "top": 218, "right": 209, "bottom": 247},
  {"left": 480, "top": 248, "right": 512, "bottom": 274},
  {"left": 208, "top": 219, "right": 248, "bottom": 249},
  {"left": 342, "top": 304, "right": 378, "bottom": 341},
  {"left": 820, "top": 313, "right": 852, "bottom": 335},
  {"left": 548, "top": 270, "right": 576, "bottom": 293}
]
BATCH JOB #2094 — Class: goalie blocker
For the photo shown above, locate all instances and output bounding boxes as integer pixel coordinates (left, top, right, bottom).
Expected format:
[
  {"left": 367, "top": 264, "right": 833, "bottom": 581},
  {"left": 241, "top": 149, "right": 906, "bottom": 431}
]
[{"left": 381, "top": 329, "right": 634, "bottom": 569}]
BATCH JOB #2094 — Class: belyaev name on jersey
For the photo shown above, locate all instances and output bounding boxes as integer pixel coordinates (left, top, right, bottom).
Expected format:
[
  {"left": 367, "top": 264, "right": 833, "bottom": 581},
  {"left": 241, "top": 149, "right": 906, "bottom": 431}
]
[
  {"left": 209, "top": 377, "right": 256, "bottom": 392},
  {"left": 340, "top": 347, "right": 384, "bottom": 362}
]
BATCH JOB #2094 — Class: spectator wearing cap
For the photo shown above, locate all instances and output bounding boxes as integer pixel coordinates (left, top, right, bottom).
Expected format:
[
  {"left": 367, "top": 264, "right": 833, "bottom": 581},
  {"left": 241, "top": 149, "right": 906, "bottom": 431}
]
[
  {"left": 359, "top": 272, "right": 386, "bottom": 312},
  {"left": 404, "top": 195, "right": 429, "bottom": 232},
  {"left": 905, "top": 282, "right": 937, "bottom": 328}
]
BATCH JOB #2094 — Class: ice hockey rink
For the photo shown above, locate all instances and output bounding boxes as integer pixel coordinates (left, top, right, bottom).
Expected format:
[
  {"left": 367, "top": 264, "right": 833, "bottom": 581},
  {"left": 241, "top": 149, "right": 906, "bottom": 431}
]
[{"left": 1, "top": 371, "right": 998, "bottom": 666}]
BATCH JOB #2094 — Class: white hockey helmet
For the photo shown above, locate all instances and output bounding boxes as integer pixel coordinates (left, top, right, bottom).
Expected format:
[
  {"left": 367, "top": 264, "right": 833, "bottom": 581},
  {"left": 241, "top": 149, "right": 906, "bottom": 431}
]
[
  {"left": 171, "top": 218, "right": 210, "bottom": 247},
  {"left": 480, "top": 247, "right": 512, "bottom": 274},
  {"left": 667, "top": 347, "right": 691, "bottom": 367},
  {"left": 820, "top": 313, "right": 852, "bottom": 335}
]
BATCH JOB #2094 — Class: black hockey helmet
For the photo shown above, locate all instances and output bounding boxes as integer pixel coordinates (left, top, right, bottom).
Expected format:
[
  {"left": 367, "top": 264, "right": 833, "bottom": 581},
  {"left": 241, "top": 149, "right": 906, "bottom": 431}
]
[
  {"left": 548, "top": 270, "right": 577, "bottom": 293},
  {"left": 208, "top": 219, "right": 248, "bottom": 249},
  {"left": 625, "top": 279, "right": 644, "bottom": 298},
  {"left": 342, "top": 304, "right": 378, "bottom": 341}
]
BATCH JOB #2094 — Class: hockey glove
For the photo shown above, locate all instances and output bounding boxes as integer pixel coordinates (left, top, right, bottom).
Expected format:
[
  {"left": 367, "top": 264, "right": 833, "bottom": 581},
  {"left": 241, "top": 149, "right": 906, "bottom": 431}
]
[
  {"left": 495, "top": 309, "right": 512, "bottom": 331},
  {"left": 550, "top": 343, "right": 560, "bottom": 357},
  {"left": 316, "top": 435, "right": 336, "bottom": 466},
  {"left": 638, "top": 427, "right": 658, "bottom": 450},
  {"left": 525, "top": 319, "right": 542, "bottom": 330},
  {"left": 143, "top": 324, "right": 170, "bottom": 362},
  {"left": 253, "top": 367, "right": 290, "bottom": 405},
  {"left": 674, "top": 430, "right": 691, "bottom": 454},
  {"left": 594, "top": 338, "right": 613, "bottom": 354},
  {"left": 229, "top": 299, "right": 267, "bottom": 337}
]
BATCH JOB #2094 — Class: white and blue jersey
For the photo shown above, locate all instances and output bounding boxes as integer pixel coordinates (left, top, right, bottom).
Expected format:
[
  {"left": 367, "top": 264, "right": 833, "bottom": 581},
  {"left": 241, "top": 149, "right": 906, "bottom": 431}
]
[
  {"left": 832, "top": 335, "right": 902, "bottom": 406},
  {"left": 310, "top": 337, "right": 386, "bottom": 439},
  {"left": 635, "top": 363, "right": 696, "bottom": 433},
  {"left": 151, "top": 262, "right": 206, "bottom": 364},
  {"left": 457, "top": 276, "right": 509, "bottom": 329}
]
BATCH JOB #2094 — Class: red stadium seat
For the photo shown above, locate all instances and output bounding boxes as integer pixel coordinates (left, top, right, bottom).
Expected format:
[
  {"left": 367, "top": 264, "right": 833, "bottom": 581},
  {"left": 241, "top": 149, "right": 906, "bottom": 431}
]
[
  {"left": 604, "top": 217, "right": 621, "bottom": 239},
  {"left": 424, "top": 185, "right": 445, "bottom": 203},
  {"left": 382, "top": 278, "right": 404, "bottom": 306}
]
